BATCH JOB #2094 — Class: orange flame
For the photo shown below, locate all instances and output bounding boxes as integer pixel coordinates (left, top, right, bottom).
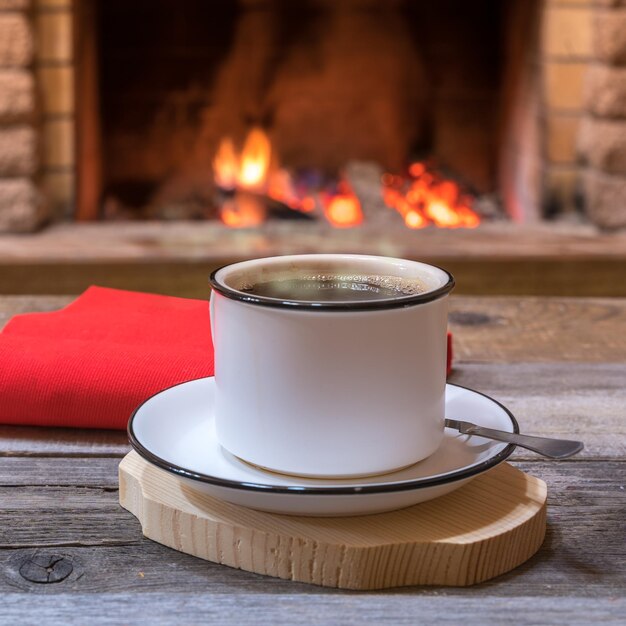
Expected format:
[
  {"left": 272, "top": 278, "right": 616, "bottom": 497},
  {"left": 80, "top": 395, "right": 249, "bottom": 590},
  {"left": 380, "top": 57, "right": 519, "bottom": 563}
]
[
  {"left": 214, "top": 128, "right": 272, "bottom": 227},
  {"left": 220, "top": 194, "right": 265, "bottom": 228},
  {"left": 237, "top": 127, "right": 271, "bottom": 190},
  {"left": 214, "top": 127, "right": 271, "bottom": 193},
  {"left": 213, "top": 138, "right": 238, "bottom": 190},
  {"left": 382, "top": 188, "right": 427, "bottom": 229},
  {"left": 214, "top": 131, "right": 479, "bottom": 228},
  {"left": 382, "top": 163, "right": 480, "bottom": 228}
]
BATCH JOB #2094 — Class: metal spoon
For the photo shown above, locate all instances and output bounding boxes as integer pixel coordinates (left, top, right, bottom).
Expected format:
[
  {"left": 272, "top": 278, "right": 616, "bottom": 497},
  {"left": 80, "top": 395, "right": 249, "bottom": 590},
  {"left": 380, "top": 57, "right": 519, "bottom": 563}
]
[{"left": 445, "top": 418, "right": 584, "bottom": 459}]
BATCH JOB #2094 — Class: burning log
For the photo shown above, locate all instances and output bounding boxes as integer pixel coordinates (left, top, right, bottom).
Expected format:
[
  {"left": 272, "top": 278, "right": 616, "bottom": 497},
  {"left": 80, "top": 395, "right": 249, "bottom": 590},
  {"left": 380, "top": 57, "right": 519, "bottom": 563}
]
[
  {"left": 212, "top": 126, "right": 480, "bottom": 229},
  {"left": 217, "top": 188, "right": 315, "bottom": 227}
]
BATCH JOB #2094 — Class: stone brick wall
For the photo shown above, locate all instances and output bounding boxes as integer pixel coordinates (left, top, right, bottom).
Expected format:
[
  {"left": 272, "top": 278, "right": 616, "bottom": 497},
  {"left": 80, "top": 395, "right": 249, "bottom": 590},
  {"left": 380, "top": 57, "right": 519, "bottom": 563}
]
[
  {"left": 540, "top": 0, "right": 595, "bottom": 218},
  {"left": 0, "top": 0, "right": 76, "bottom": 233},
  {"left": 579, "top": 0, "right": 626, "bottom": 228},
  {"left": 0, "top": 0, "right": 43, "bottom": 232},
  {"left": 35, "top": 0, "right": 74, "bottom": 221}
]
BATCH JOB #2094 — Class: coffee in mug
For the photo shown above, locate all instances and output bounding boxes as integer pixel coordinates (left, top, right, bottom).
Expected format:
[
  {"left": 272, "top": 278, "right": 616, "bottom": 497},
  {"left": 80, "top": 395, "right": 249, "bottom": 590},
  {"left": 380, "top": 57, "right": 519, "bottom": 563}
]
[{"left": 240, "top": 273, "right": 427, "bottom": 303}]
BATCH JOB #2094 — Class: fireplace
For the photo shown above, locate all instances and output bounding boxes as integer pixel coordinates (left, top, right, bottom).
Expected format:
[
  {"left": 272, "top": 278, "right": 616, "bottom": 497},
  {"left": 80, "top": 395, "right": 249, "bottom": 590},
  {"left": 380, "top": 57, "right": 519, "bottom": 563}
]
[
  {"left": 1, "top": 0, "right": 626, "bottom": 233},
  {"left": 90, "top": 0, "right": 503, "bottom": 228}
]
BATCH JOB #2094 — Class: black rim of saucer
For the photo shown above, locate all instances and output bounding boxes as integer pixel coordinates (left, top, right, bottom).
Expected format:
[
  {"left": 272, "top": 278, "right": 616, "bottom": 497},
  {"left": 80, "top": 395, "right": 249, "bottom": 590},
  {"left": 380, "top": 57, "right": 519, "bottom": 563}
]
[
  {"left": 208, "top": 255, "right": 455, "bottom": 311},
  {"left": 127, "top": 378, "right": 519, "bottom": 496}
]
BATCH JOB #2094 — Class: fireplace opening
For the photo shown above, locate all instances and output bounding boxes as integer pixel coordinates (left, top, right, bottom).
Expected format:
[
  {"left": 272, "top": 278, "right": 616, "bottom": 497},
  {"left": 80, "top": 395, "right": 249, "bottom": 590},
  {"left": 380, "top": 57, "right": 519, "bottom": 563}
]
[{"left": 77, "top": 0, "right": 539, "bottom": 228}]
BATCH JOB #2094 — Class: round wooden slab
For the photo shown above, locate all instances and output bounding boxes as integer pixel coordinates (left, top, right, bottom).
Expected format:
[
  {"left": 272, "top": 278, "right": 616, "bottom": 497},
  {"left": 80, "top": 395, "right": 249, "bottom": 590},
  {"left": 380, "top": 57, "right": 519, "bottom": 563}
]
[{"left": 119, "top": 451, "right": 547, "bottom": 590}]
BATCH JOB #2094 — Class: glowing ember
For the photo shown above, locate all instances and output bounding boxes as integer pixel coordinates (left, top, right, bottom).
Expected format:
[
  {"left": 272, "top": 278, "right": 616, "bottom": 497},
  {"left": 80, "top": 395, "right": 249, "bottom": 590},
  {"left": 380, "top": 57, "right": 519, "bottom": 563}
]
[
  {"left": 425, "top": 200, "right": 462, "bottom": 227},
  {"left": 214, "top": 130, "right": 480, "bottom": 228},
  {"left": 382, "top": 163, "right": 480, "bottom": 228},
  {"left": 323, "top": 187, "right": 363, "bottom": 227},
  {"left": 299, "top": 196, "right": 316, "bottom": 213},
  {"left": 267, "top": 169, "right": 305, "bottom": 211},
  {"left": 405, "top": 210, "right": 427, "bottom": 229}
]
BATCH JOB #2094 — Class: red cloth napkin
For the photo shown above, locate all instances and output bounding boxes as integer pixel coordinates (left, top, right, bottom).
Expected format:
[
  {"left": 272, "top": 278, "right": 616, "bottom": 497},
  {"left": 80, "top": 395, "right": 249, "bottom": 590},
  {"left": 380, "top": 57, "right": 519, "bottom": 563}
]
[
  {"left": 0, "top": 286, "right": 453, "bottom": 430},
  {"left": 0, "top": 287, "right": 214, "bottom": 429}
]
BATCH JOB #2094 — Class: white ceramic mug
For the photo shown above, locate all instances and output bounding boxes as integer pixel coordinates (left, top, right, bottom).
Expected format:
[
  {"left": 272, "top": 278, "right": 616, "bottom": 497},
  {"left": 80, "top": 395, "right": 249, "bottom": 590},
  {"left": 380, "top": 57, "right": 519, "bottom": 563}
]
[{"left": 209, "top": 254, "right": 454, "bottom": 478}]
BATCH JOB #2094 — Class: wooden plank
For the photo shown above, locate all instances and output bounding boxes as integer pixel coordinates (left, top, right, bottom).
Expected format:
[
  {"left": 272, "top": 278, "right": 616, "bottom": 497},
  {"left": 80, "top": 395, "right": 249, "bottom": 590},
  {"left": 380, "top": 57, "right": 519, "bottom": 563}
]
[
  {"left": 448, "top": 363, "right": 626, "bottom": 460},
  {"left": 1, "top": 456, "right": 622, "bottom": 492},
  {"left": 0, "top": 292, "right": 621, "bottom": 617},
  {"left": 0, "top": 460, "right": 623, "bottom": 596},
  {"left": 2, "top": 533, "right": 623, "bottom": 596},
  {"left": 0, "top": 363, "right": 621, "bottom": 459},
  {"left": 0, "top": 426, "right": 130, "bottom": 457},
  {"left": 2, "top": 534, "right": 624, "bottom": 597},
  {"left": 0, "top": 457, "right": 121, "bottom": 485},
  {"left": 1, "top": 297, "right": 623, "bottom": 457},
  {"left": 0, "top": 295, "right": 71, "bottom": 329},
  {"left": 1, "top": 594, "right": 624, "bottom": 626},
  {"left": 1, "top": 295, "right": 625, "bottom": 363},
  {"left": 0, "top": 486, "right": 139, "bottom": 548},
  {"left": 450, "top": 297, "right": 626, "bottom": 364}
]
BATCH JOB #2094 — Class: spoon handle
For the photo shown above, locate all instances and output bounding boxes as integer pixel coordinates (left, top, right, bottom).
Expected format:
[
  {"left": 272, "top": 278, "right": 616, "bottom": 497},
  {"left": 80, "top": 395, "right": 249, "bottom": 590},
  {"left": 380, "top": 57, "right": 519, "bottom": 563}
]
[{"left": 445, "top": 419, "right": 584, "bottom": 459}]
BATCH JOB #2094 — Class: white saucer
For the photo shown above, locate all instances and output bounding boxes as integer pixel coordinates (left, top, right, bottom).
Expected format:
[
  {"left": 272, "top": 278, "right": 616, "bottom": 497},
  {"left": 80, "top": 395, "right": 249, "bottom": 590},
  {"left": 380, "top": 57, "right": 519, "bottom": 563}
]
[{"left": 128, "top": 378, "right": 518, "bottom": 516}]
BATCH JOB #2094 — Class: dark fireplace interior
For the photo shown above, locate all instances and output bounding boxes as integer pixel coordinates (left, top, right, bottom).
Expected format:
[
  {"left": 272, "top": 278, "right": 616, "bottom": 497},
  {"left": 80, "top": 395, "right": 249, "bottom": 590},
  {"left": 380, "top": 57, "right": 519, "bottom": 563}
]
[{"left": 86, "top": 0, "right": 521, "bottom": 226}]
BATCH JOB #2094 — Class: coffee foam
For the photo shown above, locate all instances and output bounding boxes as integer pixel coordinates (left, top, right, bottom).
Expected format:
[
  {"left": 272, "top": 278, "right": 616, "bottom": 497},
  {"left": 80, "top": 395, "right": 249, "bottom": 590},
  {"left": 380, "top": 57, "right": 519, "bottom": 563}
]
[
  {"left": 236, "top": 272, "right": 427, "bottom": 300},
  {"left": 301, "top": 274, "right": 426, "bottom": 296}
]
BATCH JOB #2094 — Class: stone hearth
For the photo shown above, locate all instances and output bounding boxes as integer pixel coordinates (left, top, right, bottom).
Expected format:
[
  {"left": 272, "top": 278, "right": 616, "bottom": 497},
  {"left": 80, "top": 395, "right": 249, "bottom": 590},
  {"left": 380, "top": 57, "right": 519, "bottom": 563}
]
[{"left": 1, "top": 221, "right": 625, "bottom": 297}]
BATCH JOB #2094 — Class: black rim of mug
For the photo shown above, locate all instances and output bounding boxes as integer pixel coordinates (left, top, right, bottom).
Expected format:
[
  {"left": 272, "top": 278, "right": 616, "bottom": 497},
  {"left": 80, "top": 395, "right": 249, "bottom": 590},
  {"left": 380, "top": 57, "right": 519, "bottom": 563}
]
[{"left": 208, "top": 256, "right": 455, "bottom": 311}]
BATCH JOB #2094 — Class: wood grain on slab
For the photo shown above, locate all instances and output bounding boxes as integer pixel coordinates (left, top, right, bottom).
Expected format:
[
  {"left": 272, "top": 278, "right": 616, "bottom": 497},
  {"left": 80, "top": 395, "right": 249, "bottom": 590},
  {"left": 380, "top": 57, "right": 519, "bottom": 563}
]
[{"left": 118, "top": 452, "right": 547, "bottom": 589}]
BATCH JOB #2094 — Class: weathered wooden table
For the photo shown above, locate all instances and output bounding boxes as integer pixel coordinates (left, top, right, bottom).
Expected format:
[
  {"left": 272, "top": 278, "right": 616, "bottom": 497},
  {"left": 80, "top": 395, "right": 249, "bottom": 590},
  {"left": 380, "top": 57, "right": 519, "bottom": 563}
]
[{"left": 1, "top": 295, "right": 624, "bottom": 624}]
